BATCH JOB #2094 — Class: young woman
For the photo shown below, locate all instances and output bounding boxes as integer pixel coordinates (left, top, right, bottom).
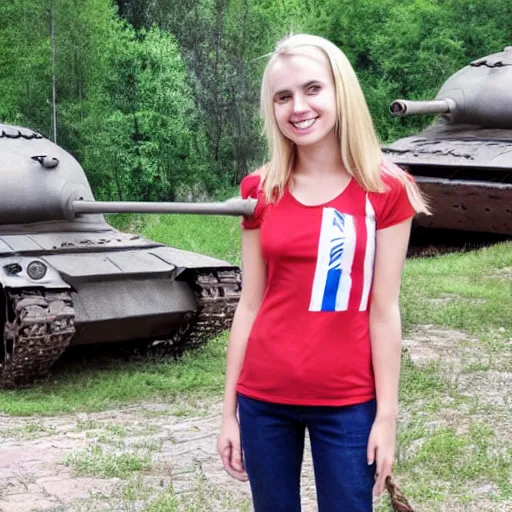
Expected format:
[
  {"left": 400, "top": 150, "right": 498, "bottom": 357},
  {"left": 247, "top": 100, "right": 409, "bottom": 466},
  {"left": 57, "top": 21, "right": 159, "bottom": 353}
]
[{"left": 217, "top": 33, "right": 429, "bottom": 512}]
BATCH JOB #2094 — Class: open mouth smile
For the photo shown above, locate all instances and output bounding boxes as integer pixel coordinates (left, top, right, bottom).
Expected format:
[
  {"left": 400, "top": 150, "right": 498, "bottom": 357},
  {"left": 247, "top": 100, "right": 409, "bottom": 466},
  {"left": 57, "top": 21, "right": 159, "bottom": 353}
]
[{"left": 291, "top": 118, "right": 317, "bottom": 129}]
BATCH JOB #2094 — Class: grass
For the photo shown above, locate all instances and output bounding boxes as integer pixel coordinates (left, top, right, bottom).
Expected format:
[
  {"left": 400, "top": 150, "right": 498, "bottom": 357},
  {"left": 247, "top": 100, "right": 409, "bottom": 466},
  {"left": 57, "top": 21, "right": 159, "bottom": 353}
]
[
  {"left": 399, "top": 350, "right": 445, "bottom": 405},
  {"left": 136, "top": 476, "right": 252, "bottom": 512},
  {"left": 401, "top": 242, "right": 512, "bottom": 336},
  {"left": 64, "top": 443, "right": 151, "bottom": 479},
  {"left": 0, "top": 420, "right": 54, "bottom": 440},
  {"left": 395, "top": 424, "right": 512, "bottom": 503},
  {"left": 143, "top": 490, "right": 180, "bottom": 511},
  {"left": 107, "top": 211, "right": 243, "bottom": 266},
  {"left": 0, "top": 333, "right": 229, "bottom": 415},
  {"left": 139, "top": 474, "right": 252, "bottom": 512}
]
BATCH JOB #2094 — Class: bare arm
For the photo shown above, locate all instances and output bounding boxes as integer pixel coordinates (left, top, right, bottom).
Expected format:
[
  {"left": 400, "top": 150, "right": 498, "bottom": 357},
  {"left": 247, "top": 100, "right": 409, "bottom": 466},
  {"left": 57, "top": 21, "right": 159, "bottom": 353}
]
[
  {"left": 217, "top": 228, "right": 266, "bottom": 480},
  {"left": 222, "top": 228, "right": 267, "bottom": 420},
  {"left": 370, "top": 218, "right": 411, "bottom": 418},
  {"left": 368, "top": 217, "right": 412, "bottom": 494}
]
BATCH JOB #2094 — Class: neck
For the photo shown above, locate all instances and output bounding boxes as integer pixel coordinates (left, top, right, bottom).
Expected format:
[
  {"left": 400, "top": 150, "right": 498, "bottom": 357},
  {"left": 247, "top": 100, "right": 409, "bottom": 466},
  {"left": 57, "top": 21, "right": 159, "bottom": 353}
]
[{"left": 294, "top": 130, "right": 345, "bottom": 177}]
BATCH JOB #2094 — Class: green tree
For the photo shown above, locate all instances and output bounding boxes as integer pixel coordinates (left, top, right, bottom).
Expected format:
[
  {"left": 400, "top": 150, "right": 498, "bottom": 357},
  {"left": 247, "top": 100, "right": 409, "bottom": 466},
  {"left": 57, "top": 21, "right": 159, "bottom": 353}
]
[
  {"left": 81, "top": 25, "right": 200, "bottom": 201},
  {"left": 0, "top": 0, "right": 53, "bottom": 131}
]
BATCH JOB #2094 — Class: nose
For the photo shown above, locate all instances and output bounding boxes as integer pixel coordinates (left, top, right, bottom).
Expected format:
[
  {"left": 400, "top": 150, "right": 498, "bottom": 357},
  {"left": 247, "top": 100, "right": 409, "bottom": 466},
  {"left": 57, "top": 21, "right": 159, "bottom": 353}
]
[{"left": 292, "top": 93, "right": 308, "bottom": 114}]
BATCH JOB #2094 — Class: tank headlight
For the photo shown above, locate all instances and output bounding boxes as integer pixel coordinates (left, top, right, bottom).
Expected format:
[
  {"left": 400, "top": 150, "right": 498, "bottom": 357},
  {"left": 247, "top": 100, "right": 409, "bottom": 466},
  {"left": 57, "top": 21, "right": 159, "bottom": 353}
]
[
  {"left": 5, "top": 263, "right": 22, "bottom": 275},
  {"left": 27, "top": 261, "right": 47, "bottom": 280}
]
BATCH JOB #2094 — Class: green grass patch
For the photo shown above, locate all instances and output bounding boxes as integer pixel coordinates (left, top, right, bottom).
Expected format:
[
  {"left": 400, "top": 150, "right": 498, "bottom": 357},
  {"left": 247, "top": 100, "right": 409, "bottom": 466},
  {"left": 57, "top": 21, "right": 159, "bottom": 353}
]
[
  {"left": 108, "top": 212, "right": 242, "bottom": 266},
  {"left": 74, "top": 419, "right": 102, "bottom": 432},
  {"left": 129, "top": 439, "right": 164, "bottom": 452},
  {"left": 0, "top": 421, "right": 54, "bottom": 440},
  {"left": 64, "top": 444, "right": 151, "bottom": 479},
  {"left": 143, "top": 490, "right": 180, "bottom": 512},
  {"left": 399, "top": 350, "right": 444, "bottom": 406},
  {"left": 140, "top": 475, "right": 252, "bottom": 512},
  {"left": 123, "top": 475, "right": 153, "bottom": 502},
  {"left": 397, "top": 424, "right": 512, "bottom": 500},
  {"left": 401, "top": 242, "right": 512, "bottom": 336},
  {"left": 0, "top": 334, "right": 229, "bottom": 416}
]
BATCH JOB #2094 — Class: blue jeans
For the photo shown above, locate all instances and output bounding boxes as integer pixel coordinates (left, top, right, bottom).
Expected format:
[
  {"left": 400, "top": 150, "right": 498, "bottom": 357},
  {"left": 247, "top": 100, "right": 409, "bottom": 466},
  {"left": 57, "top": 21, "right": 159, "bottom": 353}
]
[{"left": 238, "top": 394, "right": 377, "bottom": 512}]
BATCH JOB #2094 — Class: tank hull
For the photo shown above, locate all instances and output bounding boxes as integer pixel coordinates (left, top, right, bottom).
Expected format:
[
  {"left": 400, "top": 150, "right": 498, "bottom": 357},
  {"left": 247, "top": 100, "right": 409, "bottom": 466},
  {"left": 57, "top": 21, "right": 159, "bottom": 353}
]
[
  {"left": 69, "top": 277, "right": 195, "bottom": 346},
  {"left": 407, "top": 177, "right": 512, "bottom": 234},
  {"left": 382, "top": 127, "right": 512, "bottom": 235}
]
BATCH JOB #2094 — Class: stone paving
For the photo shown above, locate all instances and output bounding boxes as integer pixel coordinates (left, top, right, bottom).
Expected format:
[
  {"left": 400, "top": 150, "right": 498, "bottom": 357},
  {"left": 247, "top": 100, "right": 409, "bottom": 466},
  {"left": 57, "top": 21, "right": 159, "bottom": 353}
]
[{"left": 0, "top": 400, "right": 319, "bottom": 511}]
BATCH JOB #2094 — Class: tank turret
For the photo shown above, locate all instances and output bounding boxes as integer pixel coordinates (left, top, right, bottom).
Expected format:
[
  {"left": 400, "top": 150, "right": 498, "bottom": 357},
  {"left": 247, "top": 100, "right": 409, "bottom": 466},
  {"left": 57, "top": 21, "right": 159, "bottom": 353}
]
[
  {"left": 389, "top": 46, "right": 512, "bottom": 129},
  {"left": 382, "top": 46, "right": 512, "bottom": 235},
  {"left": 0, "top": 123, "right": 255, "bottom": 387},
  {"left": 0, "top": 123, "right": 255, "bottom": 227}
]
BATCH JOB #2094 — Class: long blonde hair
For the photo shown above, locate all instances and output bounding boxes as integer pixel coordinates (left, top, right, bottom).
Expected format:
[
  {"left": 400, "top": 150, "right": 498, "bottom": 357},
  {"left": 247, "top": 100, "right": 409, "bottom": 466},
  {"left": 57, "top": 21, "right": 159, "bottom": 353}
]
[{"left": 259, "top": 34, "right": 429, "bottom": 214}]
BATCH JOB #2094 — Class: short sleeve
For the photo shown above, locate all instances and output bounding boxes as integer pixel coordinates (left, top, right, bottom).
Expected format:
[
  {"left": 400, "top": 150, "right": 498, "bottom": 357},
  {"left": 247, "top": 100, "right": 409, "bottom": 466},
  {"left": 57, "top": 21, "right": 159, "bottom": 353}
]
[
  {"left": 240, "top": 172, "right": 266, "bottom": 229},
  {"left": 374, "top": 167, "right": 417, "bottom": 230}
]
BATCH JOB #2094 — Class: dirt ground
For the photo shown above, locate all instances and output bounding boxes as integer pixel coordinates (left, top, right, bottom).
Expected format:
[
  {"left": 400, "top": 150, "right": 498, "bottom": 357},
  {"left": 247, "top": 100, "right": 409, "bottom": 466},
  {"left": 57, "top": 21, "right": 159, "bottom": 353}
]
[
  {"left": 0, "top": 325, "right": 510, "bottom": 512},
  {"left": 0, "top": 397, "right": 324, "bottom": 512}
]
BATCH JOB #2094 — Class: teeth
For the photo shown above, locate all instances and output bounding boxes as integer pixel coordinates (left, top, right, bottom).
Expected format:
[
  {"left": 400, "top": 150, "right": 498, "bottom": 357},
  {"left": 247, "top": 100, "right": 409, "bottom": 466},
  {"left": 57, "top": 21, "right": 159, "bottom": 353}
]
[{"left": 293, "top": 118, "right": 315, "bottom": 129}]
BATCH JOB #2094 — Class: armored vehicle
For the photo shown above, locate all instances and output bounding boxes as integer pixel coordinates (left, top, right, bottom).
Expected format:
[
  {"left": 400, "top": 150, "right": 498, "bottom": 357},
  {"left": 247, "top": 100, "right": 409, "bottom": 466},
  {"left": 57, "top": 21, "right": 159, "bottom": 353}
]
[
  {"left": 383, "top": 46, "right": 512, "bottom": 235},
  {"left": 0, "top": 123, "right": 255, "bottom": 388}
]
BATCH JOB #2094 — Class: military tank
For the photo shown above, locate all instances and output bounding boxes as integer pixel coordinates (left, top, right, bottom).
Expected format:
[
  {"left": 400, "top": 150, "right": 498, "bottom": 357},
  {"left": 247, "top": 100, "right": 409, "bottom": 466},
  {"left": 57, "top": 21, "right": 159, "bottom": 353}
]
[
  {"left": 0, "top": 123, "right": 255, "bottom": 388},
  {"left": 382, "top": 46, "right": 512, "bottom": 235}
]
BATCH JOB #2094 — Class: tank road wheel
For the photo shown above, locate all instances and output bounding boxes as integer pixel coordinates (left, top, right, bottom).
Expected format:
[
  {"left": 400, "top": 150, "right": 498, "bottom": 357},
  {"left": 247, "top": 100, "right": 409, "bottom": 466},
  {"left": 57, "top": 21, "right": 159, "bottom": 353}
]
[
  {"left": 0, "top": 289, "right": 76, "bottom": 388},
  {"left": 148, "top": 268, "right": 242, "bottom": 357}
]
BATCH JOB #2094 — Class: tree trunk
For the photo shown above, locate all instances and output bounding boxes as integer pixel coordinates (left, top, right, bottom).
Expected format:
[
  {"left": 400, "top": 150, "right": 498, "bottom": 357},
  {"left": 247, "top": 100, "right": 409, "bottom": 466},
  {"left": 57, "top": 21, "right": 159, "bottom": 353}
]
[
  {"left": 212, "top": 0, "right": 227, "bottom": 162},
  {"left": 50, "top": 7, "right": 57, "bottom": 143}
]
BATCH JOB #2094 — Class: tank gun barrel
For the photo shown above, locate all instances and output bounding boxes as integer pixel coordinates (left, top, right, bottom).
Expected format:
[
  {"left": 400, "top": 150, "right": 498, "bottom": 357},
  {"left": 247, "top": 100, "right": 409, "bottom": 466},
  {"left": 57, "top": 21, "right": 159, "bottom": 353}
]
[
  {"left": 71, "top": 197, "right": 257, "bottom": 217},
  {"left": 390, "top": 98, "right": 455, "bottom": 116}
]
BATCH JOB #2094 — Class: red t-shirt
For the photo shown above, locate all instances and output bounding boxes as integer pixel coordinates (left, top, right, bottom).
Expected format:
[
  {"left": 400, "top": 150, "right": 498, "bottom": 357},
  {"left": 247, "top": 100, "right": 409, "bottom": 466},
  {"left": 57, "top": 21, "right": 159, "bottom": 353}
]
[{"left": 236, "top": 161, "right": 416, "bottom": 406}]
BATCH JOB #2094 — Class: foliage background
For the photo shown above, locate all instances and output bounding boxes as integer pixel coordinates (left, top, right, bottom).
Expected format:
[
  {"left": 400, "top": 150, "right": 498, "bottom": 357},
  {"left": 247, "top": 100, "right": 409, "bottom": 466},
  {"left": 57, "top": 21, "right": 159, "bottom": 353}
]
[{"left": 0, "top": 0, "right": 510, "bottom": 201}]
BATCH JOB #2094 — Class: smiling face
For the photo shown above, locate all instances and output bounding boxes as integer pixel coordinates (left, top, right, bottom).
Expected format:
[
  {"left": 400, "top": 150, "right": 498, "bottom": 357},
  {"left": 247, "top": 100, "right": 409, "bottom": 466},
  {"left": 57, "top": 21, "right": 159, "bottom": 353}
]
[{"left": 268, "top": 48, "right": 338, "bottom": 148}]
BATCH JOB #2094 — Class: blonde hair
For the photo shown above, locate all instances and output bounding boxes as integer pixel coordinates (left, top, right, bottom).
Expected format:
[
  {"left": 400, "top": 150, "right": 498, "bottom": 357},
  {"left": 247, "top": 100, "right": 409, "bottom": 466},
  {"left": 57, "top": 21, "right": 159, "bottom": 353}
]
[{"left": 259, "top": 34, "right": 430, "bottom": 214}]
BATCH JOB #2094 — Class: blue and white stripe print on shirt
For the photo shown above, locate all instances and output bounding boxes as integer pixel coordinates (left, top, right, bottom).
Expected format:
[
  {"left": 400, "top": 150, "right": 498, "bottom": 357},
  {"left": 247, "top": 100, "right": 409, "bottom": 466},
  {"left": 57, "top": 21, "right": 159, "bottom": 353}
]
[
  {"left": 359, "top": 195, "right": 376, "bottom": 311},
  {"left": 309, "top": 208, "right": 356, "bottom": 312}
]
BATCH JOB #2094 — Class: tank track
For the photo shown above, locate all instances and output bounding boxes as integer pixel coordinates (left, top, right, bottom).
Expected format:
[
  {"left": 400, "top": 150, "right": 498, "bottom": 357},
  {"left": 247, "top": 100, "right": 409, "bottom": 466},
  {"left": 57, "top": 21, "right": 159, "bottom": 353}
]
[
  {"left": 0, "top": 270, "right": 240, "bottom": 386},
  {"left": 0, "top": 290, "right": 75, "bottom": 388},
  {"left": 149, "top": 268, "right": 241, "bottom": 356}
]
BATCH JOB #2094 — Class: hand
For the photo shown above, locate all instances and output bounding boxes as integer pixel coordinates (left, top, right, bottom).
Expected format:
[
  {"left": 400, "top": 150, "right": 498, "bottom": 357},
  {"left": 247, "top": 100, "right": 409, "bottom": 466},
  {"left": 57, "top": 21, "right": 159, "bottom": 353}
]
[
  {"left": 367, "top": 416, "right": 397, "bottom": 496},
  {"left": 217, "top": 415, "right": 248, "bottom": 481}
]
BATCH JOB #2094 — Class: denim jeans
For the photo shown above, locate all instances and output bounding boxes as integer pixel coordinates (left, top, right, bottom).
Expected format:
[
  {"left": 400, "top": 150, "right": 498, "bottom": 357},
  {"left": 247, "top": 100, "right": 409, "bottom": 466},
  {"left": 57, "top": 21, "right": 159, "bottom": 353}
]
[{"left": 238, "top": 394, "right": 377, "bottom": 512}]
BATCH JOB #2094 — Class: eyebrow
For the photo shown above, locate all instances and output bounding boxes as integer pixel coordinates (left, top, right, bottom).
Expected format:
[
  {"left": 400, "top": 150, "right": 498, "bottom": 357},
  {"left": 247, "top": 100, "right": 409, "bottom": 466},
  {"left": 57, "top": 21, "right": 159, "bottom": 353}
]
[{"left": 273, "top": 81, "right": 322, "bottom": 97}]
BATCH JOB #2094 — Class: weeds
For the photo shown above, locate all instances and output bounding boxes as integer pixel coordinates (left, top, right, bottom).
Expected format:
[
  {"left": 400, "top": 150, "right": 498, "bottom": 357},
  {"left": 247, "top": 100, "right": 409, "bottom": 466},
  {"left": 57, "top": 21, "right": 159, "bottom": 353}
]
[{"left": 64, "top": 444, "right": 151, "bottom": 479}]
